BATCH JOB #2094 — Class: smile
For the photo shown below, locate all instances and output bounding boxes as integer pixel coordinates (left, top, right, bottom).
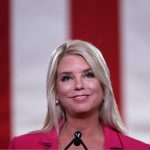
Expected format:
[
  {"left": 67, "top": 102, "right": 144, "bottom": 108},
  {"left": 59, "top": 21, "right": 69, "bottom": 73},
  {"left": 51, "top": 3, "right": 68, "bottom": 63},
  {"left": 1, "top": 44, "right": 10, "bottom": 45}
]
[{"left": 72, "top": 95, "right": 89, "bottom": 101}]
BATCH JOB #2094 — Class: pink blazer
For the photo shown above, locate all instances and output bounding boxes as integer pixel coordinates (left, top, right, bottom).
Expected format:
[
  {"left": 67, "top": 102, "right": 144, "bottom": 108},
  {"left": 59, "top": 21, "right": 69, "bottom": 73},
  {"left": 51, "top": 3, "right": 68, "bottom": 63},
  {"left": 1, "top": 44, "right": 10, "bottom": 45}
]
[{"left": 9, "top": 125, "right": 150, "bottom": 149}]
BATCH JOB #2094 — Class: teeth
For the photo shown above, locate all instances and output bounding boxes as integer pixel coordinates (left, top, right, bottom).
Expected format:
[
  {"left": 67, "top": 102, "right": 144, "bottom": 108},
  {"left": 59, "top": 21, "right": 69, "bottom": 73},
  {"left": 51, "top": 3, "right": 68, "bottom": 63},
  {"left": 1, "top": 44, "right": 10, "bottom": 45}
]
[
  {"left": 75, "top": 95, "right": 85, "bottom": 98},
  {"left": 73, "top": 95, "right": 87, "bottom": 101},
  {"left": 76, "top": 96, "right": 83, "bottom": 98}
]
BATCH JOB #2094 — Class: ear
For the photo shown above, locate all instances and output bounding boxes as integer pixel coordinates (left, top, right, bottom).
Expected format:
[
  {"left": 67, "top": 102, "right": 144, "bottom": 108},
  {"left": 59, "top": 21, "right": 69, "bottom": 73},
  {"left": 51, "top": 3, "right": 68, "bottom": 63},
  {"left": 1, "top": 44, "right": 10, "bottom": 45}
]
[
  {"left": 56, "top": 94, "right": 59, "bottom": 100},
  {"left": 101, "top": 84, "right": 105, "bottom": 99},
  {"left": 55, "top": 100, "right": 59, "bottom": 106}
]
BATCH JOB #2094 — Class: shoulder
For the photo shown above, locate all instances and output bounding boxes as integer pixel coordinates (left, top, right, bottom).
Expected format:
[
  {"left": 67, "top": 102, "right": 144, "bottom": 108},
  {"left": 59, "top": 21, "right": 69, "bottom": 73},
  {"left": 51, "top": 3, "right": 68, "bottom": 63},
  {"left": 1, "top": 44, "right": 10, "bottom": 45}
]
[
  {"left": 9, "top": 132, "right": 43, "bottom": 149},
  {"left": 103, "top": 125, "right": 150, "bottom": 149},
  {"left": 119, "top": 133, "right": 150, "bottom": 149},
  {"left": 9, "top": 130, "right": 58, "bottom": 149}
]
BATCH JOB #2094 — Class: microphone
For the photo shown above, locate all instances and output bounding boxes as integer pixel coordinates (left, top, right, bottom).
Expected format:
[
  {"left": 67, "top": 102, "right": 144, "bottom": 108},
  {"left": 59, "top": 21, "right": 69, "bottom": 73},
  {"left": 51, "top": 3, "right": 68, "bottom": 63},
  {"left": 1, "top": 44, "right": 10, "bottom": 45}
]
[
  {"left": 74, "top": 131, "right": 82, "bottom": 146},
  {"left": 64, "top": 131, "right": 88, "bottom": 150}
]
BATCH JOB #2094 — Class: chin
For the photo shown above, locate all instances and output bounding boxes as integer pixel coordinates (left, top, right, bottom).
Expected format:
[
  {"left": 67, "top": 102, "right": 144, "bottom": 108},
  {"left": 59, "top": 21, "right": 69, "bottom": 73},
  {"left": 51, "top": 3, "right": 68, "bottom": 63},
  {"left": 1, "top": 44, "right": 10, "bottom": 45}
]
[{"left": 72, "top": 107, "right": 94, "bottom": 116}]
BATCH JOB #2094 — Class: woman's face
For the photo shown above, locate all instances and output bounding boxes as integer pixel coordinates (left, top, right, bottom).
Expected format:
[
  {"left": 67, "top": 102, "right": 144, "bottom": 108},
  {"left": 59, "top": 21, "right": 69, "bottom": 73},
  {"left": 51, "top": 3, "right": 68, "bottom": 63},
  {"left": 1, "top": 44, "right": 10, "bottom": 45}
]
[{"left": 56, "top": 54, "right": 103, "bottom": 116}]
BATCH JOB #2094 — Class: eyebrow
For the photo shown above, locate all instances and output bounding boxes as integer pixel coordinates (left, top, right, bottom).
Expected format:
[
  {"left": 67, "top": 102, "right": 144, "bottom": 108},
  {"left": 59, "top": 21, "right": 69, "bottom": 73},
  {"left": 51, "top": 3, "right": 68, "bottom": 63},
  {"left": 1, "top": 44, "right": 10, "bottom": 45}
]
[{"left": 58, "top": 68, "right": 93, "bottom": 76}]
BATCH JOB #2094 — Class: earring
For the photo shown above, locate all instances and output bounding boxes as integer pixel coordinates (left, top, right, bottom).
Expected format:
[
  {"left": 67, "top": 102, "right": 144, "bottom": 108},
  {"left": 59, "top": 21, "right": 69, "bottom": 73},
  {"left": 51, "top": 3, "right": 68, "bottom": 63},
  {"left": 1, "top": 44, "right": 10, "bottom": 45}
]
[{"left": 55, "top": 100, "right": 59, "bottom": 106}]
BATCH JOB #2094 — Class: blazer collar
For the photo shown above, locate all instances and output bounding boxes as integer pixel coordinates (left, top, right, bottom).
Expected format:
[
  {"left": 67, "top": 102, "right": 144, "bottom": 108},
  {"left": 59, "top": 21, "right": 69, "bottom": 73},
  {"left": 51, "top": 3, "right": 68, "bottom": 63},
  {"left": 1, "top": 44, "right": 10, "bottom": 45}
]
[
  {"left": 39, "top": 129, "right": 58, "bottom": 149},
  {"left": 103, "top": 125, "right": 124, "bottom": 149},
  {"left": 39, "top": 120, "right": 64, "bottom": 149},
  {"left": 40, "top": 123, "right": 124, "bottom": 149}
]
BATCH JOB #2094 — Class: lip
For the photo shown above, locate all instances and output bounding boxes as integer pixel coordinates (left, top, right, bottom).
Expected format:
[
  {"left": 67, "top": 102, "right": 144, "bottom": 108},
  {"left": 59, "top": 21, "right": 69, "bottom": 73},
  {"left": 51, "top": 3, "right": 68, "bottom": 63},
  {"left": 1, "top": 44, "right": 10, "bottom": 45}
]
[{"left": 71, "top": 95, "right": 89, "bottom": 102}]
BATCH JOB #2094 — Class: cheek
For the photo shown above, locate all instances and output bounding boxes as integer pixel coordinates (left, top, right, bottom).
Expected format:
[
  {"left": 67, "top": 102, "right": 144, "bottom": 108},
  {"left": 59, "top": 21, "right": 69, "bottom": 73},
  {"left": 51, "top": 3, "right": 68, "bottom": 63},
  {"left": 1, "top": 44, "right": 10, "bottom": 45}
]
[
  {"left": 56, "top": 83, "right": 73, "bottom": 98},
  {"left": 89, "top": 81, "right": 103, "bottom": 96}
]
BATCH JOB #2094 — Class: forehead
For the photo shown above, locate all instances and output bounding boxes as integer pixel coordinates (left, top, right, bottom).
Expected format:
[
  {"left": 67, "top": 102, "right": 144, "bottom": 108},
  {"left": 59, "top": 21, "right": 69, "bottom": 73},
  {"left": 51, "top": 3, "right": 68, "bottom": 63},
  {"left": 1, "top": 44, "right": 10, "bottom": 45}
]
[{"left": 57, "top": 54, "right": 91, "bottom": 73}]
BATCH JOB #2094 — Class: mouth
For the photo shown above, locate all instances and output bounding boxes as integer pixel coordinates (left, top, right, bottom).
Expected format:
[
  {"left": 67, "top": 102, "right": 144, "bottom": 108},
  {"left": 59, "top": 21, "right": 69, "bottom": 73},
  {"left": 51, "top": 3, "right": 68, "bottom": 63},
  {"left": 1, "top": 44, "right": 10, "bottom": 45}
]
[{"left": 72, "top": 95, "right": 89, "bottom": 101}]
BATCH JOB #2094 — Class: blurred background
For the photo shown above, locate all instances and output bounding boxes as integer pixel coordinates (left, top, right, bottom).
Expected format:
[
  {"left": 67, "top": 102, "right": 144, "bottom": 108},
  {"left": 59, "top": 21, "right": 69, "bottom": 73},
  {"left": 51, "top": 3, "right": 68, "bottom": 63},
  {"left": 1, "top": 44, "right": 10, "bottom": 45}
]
[{"left": 1, "top": 0, "right": 150, "bottom": 148}]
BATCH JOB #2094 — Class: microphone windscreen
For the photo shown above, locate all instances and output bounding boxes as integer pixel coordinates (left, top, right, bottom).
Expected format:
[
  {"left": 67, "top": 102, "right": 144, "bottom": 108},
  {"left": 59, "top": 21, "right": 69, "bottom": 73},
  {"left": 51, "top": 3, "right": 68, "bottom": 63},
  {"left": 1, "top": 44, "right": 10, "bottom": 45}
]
[{"left": 74, "top": 131, "right": 82, "bottom": 138}]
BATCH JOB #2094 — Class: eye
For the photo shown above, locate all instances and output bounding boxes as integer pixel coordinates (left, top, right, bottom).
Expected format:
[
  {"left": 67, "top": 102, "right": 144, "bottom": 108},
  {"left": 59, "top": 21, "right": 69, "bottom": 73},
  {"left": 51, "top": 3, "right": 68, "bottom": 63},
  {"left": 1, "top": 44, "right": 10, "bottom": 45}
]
[
  {"left": 61, "top": 75, "right": 73, "bottom": 82},
  {"left": 84, "top": 72, "right": 95, "bottom": 79}
]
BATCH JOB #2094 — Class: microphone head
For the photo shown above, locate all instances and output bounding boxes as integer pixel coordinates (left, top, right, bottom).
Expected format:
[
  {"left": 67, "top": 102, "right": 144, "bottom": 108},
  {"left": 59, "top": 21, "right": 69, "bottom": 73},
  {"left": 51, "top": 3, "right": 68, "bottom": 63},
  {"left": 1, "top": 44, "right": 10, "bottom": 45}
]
[
  {"left": 74, "top": 138, "right": 81, "bottom": 146},
  {"left": 74, "top": 131, "right": 82, "bottom": 138}
]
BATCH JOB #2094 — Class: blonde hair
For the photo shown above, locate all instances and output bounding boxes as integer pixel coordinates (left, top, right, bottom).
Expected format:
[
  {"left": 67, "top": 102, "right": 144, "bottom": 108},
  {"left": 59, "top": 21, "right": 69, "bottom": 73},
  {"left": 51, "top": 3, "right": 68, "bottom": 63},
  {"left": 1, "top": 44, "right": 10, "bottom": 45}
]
[{"left": 43, "top": 39, "right": 126, "bottom": 134}]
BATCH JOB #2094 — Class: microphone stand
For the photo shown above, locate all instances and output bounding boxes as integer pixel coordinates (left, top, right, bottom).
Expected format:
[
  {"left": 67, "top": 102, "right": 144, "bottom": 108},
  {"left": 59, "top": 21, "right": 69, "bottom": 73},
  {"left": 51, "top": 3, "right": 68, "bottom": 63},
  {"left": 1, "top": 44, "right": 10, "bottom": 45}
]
[{"left": 64, "top": 131, "right": 88, "bottom": 150}]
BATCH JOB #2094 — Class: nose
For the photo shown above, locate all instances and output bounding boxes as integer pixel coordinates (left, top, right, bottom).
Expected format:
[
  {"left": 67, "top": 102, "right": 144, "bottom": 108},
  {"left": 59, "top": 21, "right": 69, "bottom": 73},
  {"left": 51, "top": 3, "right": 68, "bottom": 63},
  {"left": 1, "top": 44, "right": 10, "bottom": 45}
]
[{"left": 74, "top": 77, "right": 84, "bottom": 91}]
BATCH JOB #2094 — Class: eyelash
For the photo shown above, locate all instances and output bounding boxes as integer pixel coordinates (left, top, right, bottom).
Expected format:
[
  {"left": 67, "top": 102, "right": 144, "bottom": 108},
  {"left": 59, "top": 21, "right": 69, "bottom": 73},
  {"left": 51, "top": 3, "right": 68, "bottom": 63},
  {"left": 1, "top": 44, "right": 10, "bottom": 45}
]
[
  {"left": 61, "top": 75, "right": 73, "bottom": 81},
  {"left": 84, "top": 72, "right": 95, "bottom": 78},
  {"left": 61, "top": 72, "right": 95, "bottom": 82}
]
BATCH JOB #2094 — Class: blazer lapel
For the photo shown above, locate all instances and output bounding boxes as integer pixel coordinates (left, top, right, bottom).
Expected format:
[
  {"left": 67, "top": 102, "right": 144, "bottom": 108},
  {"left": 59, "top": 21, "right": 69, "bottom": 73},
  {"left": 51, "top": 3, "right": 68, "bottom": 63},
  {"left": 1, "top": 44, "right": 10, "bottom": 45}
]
[
  {"left": 103, "top": 125, "right": 124, "bottom": 150},
  {"left": 39, "top": 129, "right": 58, "bottom": 149}
]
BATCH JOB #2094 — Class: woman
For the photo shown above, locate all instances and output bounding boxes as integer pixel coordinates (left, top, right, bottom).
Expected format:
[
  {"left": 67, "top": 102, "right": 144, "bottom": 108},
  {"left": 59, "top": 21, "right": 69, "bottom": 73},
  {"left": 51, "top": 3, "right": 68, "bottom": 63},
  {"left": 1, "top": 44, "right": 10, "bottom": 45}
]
[{"left": 9, "top": 40, "right": 150, "bottom": 149}]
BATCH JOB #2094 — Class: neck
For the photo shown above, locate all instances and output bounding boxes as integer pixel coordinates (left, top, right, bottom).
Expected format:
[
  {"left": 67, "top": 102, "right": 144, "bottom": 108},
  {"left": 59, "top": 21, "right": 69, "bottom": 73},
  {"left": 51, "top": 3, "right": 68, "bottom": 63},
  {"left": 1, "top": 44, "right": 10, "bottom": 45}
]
[
  {"left": 60, "top": 111, "right": 102, "bottom": 138},
  {"left": 59, "top": 111, "right": 105, "bottom": 150}
]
